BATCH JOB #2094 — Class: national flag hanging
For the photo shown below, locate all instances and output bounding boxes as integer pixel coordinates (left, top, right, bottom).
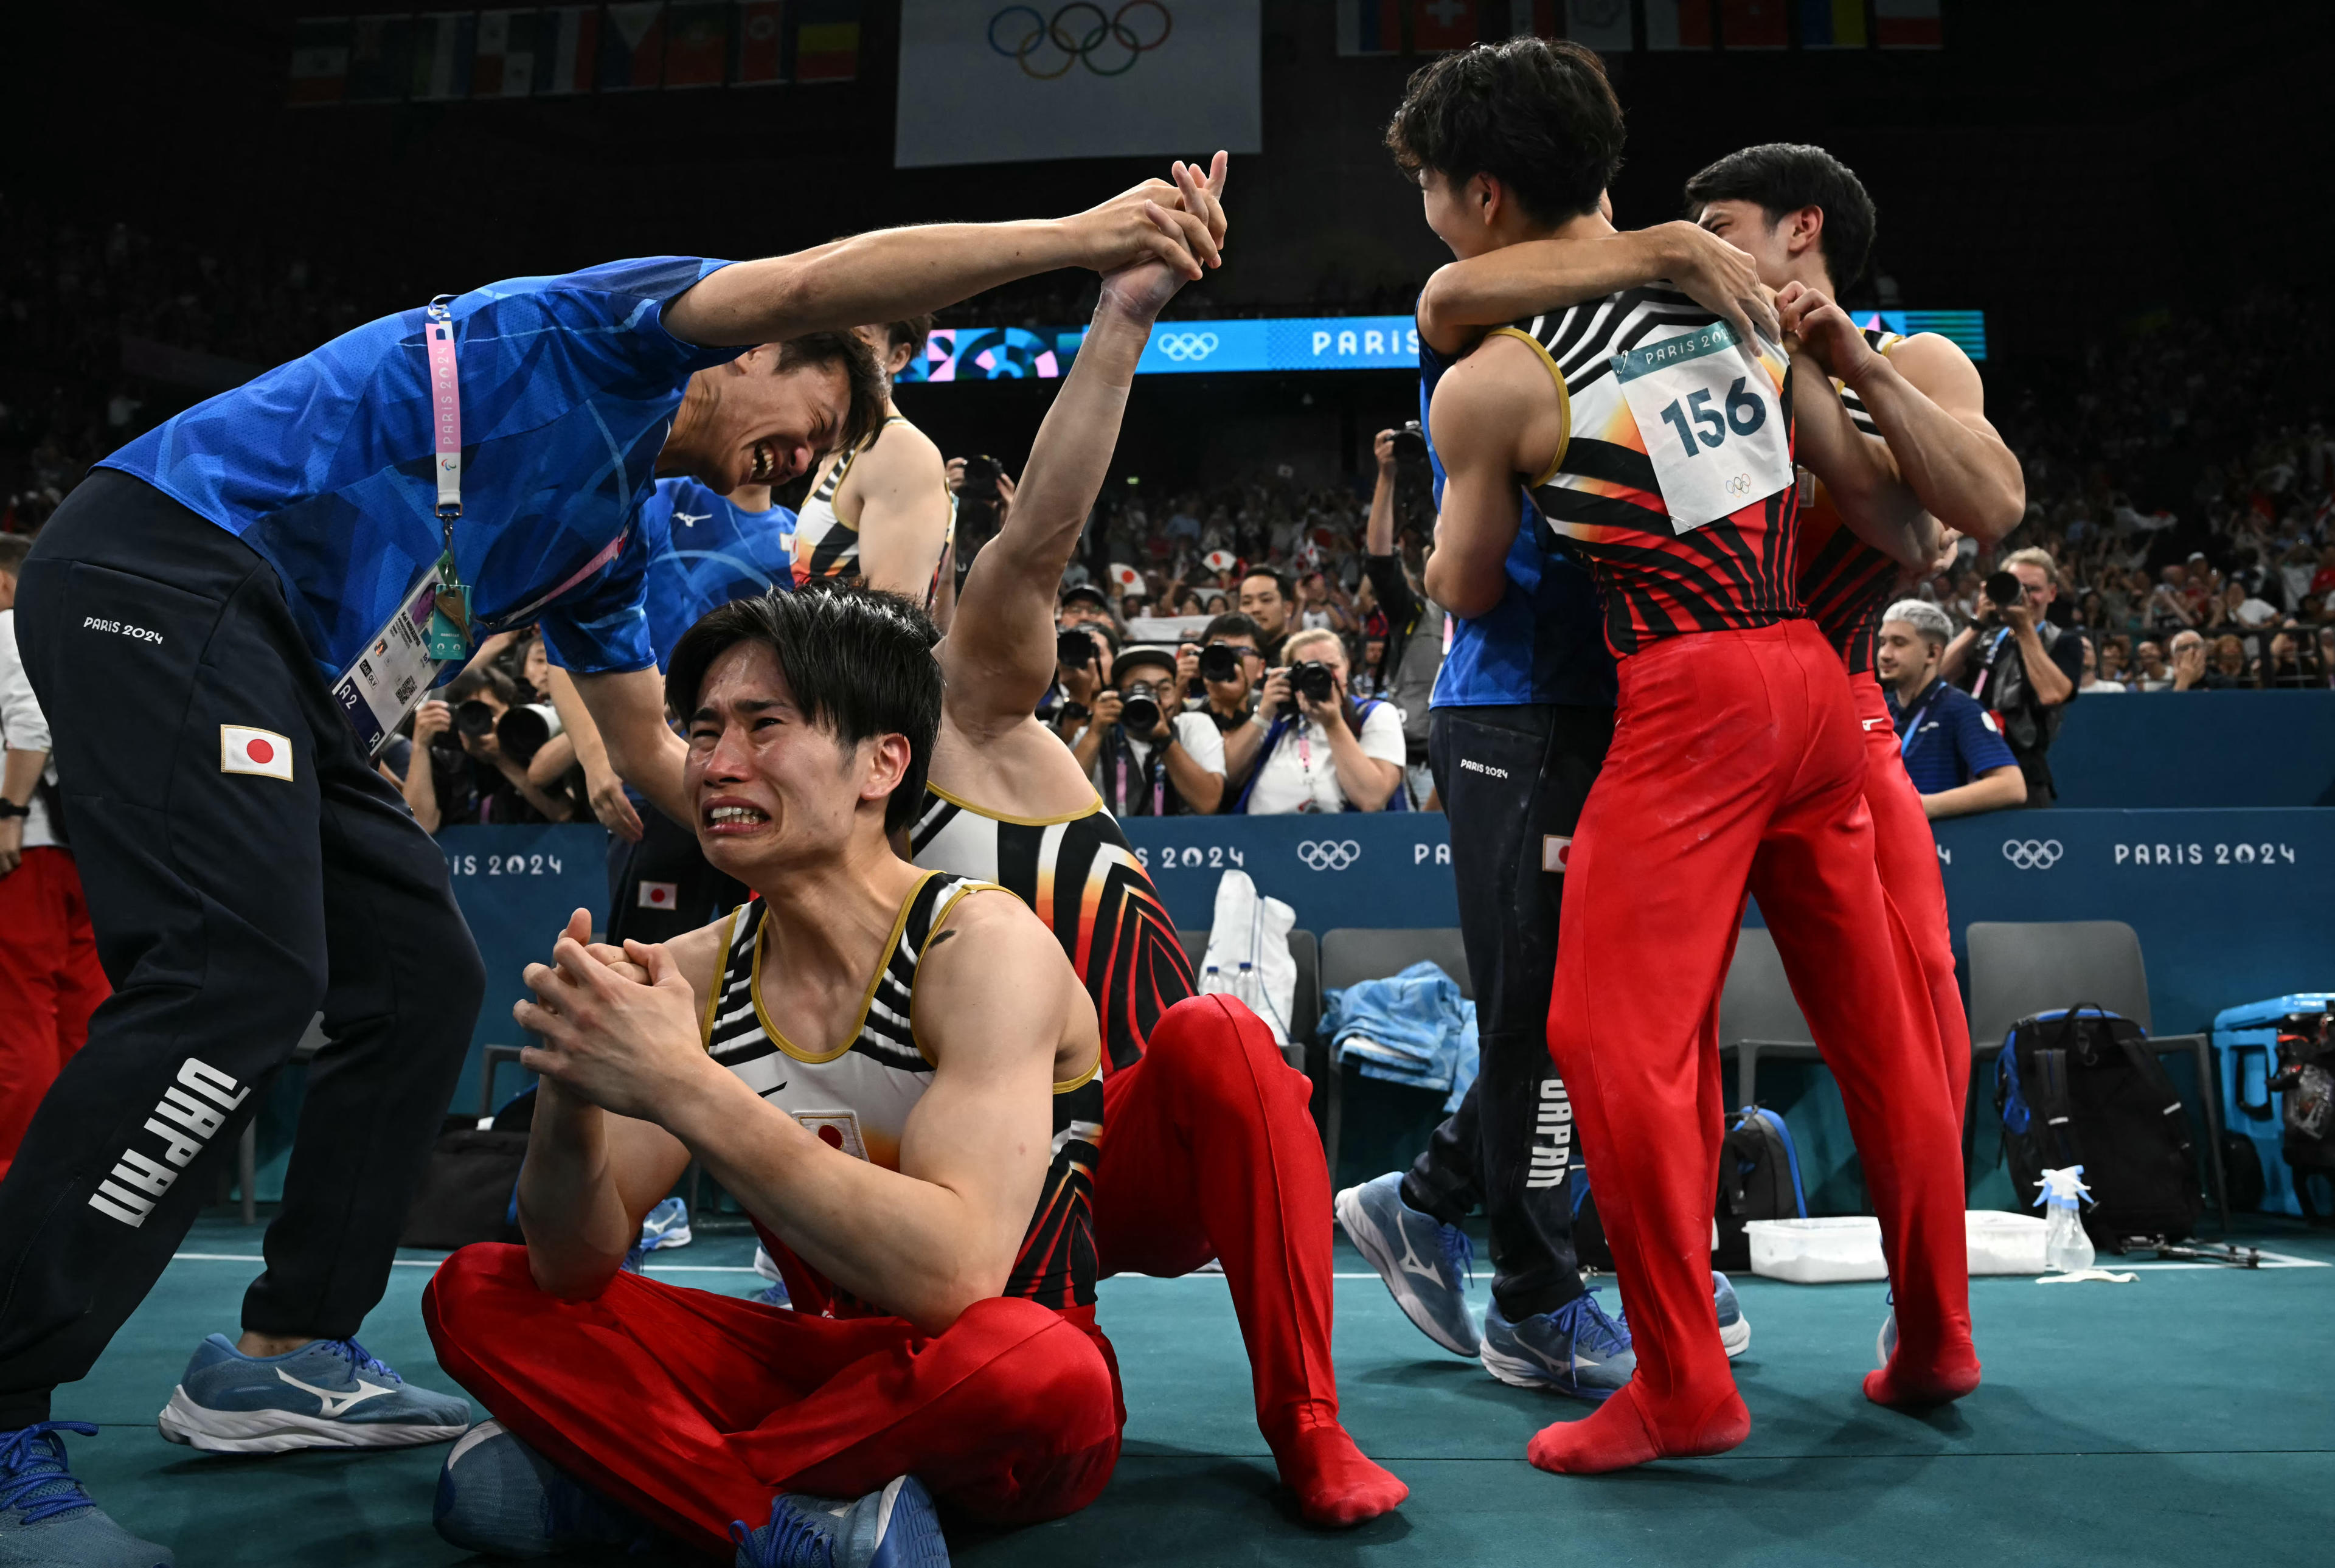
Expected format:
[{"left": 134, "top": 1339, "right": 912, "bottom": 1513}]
[
  {"left": 1493, "top": 0, "right": 1559, "bottom": 37},
  {"left": 411, "top": 12, "right": 478, "bottom": 100},
  {"left": 1645, "top": 0, "right": 1715, "bottom": 49},
  {"left": 1875, "top": 0, "right": 1942, "bottom": 47},
  {"left": 735, "top": 0, "right": 785, "bottom": 83},
  {"left": 600, "top": 2, "right": 667, "bottom": 91},
  {"left": 346, "top": 14, "right": 417, "bottom": 102},
  {"left": 474, "top": 9, "right": 541, "bottom": 96},
  {"left": 1718, "top": 0, "right": 1788, "bottom": 47},
  {"left": 1412, "top": 0, "right": 1479, "bottom": 52},
  {"left": 1799, "top": 0, "right": 1867, "bottom": 47},
  {"left": 1336, "top": 0, "right": 1404, "bottom": 55},
  {"left": 664, "top": 2, "right": 730, "bottom": 85},
  {"left": 1562, "top": 0, "right": 1633, "bottom": 52},
  {"left": 288, "top": 17, "right": 350, "bottom": 107},
  {"left": 789, "top": 0, "right": 860, "bottom": 82},
  {"left": 537, "top": 5, "right": 601, "bottom": 93}
]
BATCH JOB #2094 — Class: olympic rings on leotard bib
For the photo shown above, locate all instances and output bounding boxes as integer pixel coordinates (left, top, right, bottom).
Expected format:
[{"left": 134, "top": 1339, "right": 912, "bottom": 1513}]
[{"left": 988, "top": 2, "right": 1173, "bottom": 79}]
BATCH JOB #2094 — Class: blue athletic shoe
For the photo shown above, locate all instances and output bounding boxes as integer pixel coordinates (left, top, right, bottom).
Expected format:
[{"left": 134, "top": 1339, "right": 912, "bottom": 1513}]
[
  {"left": 0, "top": 1421, "right": 172, "bottom": 1567},
  {"left": 1478, "top": 1292, "right": 1636, "bottom": 1402},
  {"left": 156, "top": 1334, "right": 469, "bottom": 1454},
  {"left": 732, "top": 1476, "right": 946, "bottom": 1568},
  {"left": 640, "top": 1197, "right": 693, "bottom": 1252},
  {"left": 434, "top": 1419, "right": 656, "bottom": 1559},
  {"left": 1713, "top": 1271, "right": 1751, "bottom": 1360},
  {"left": 750, "top": 1246, "right": 793, "bottom": 1308},
  {"left": 1334, "top": 1173, "right": 1480, "bottom": 1356}
]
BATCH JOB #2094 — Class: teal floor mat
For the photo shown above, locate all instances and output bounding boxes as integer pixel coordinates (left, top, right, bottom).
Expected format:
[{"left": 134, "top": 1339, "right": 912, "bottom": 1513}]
[{"left": 57, "top": 1213, "right": 2335, "bottom": 1565}]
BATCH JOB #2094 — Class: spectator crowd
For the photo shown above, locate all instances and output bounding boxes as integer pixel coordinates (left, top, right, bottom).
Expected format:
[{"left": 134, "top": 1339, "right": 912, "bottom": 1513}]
[{"left": 5, "top": 197, "right": 2331, "bottom": 829}]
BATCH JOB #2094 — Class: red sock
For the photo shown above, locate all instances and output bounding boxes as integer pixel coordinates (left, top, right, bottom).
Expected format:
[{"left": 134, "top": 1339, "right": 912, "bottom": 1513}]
[
  {"left": 1527, "top": 1381, "right": 1750, "bottom": 1476},
  {"left": 1266, "top": 1406, "right": 1408, "bottom": 1528},
  {"left": 1864, "top": 1348, "right": 1982, "bottom": 1410}
]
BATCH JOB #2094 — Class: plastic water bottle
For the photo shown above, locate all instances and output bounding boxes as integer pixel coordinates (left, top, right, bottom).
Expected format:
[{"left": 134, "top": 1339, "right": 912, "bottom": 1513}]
[
  {"left": 2036, "top": 1165, "right": 2095, "bottom": 1272},
  {"left": 1235, "top": 960, "right": 1259, "bottom": 1015},
  {"left": 1200, "top": 961, "right": 1223, "bottom": 997}
]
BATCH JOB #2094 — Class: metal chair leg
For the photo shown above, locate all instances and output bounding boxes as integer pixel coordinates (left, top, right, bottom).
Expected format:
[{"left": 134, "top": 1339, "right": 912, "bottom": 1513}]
[
  {"left": 2193, "top": 1038, "right": 2231, "bottom": 1233},
  {"left": 1325, "top": 1058, "right": 1345, "bottom": 1192},
  {"left": 238, "top": 1120, "right": 257, "bottom": 1226}
]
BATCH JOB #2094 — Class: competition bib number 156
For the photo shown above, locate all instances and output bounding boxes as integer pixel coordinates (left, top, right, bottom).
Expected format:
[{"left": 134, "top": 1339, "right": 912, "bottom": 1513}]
[{"left": 1611, "top": 322, "right": 1794, "bottom": 533}]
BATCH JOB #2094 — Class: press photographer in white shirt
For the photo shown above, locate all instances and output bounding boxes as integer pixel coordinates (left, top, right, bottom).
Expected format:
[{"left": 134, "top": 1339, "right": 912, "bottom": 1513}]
[{"left": 1237, "top": 628, "right": 1405, "bottom": 814}]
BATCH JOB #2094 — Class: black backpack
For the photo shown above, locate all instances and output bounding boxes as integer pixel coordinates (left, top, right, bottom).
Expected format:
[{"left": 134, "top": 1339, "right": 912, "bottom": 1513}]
[
  {"left": 1994, "top": 1005, "right": 2202, "bottom": 1248},
  {"left": 1574, "top": 1108, "right": 1808, "bottom": 1273},
  {"left": 395, "top": 1087, "right": 535, "bottom": 1251}
]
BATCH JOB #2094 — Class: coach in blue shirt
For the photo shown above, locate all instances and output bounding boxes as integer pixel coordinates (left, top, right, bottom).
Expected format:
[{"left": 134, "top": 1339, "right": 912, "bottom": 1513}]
[
  {"left": 1877, "top": 600, "right": 2028, "bottom": 819},
  {"left": 0, "top": 172, "right": 1226, "bottom": 1554}
]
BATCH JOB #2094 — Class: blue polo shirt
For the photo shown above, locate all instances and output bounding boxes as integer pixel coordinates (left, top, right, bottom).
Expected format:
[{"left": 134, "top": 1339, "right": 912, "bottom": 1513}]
[
  {"left": 1888, "top": 678, "right": 2019, "bottom": 794},
  {"left": 1417, "top": 330, "right": 1615, "bottom": 710},
  {"left": 98, "top": 255, "right": 741, "bottom": 682},
  {"left": 639, "top": 477, "right": 796, "bottom": 667}
]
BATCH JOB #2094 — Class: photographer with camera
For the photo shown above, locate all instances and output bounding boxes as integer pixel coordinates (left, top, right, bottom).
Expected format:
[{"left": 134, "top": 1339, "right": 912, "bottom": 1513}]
[
  {"left": 1366, "top": 424, "right": 1448, "bottom": 806},
  {"left": 1049, "top": 619, "right": 1119, "bottom": 735},
  {"left": 1069, "top": 645, "right": 1227, "bottom": 816},
  {"left": 1235, "top": 628, "right": 1405, "bottom": 814},
  {"left": 1939, "top": 547, "right": 2083, "bottom": 806},
  {"left": 398, "top": 666, "right": 579, "bottom": 832},
  {"left": 1175, "top": 610, "right": 1269, "bottom": 776}
]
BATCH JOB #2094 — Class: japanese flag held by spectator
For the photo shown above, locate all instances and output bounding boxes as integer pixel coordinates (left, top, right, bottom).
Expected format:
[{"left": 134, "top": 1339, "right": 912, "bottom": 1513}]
[{"left": 1109, "top": 563, "right": 1145, "bottom": 596}]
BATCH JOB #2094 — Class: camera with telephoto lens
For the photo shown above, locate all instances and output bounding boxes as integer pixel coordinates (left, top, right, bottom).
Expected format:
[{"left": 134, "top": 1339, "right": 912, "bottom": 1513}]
[
  {"left": 454, "top": 700, "right": 500, "bottom": 741},
  {"left": 1291, "top": 661, "right": 1338, "bottom": 704},
  {"left": 1198, "top": 643, "right": 1243, "bottom": 683},
  {"left": 1117, "top": 681, "right": 1162, "bottom": 735},
  {"left": 495, "top": 702, "right": 565, "bottom": 766},
  {"left": 960, "top": 454, "right": 1002, "bottom": 505},
  {"left": 1058, "top": 628, "right": 1098, "bottom": 668},
  {"left": 1979, "top": 570, "right": 2025, "bottom": 623},
  {"left": 1390, "top": 420, "right": 1428, "bottom": 460}
]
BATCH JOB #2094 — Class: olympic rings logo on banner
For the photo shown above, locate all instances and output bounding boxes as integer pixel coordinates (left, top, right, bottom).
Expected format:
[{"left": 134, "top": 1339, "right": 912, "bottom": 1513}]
[
  {"left": 2001, "top": 839, "right": 2063, "bottom": 870},
  {"left": 1724, "top": 471, "right": 1754, "bottom": 497},
  {"left": 1297, "top": 840, "right": 1362, "bottom": 872},
  {"left": 989, "top": 2, "right": 1173, "bottom": 79},
  {"left": 1156, "top": 331, "right": 1219, "bottom": 362}
]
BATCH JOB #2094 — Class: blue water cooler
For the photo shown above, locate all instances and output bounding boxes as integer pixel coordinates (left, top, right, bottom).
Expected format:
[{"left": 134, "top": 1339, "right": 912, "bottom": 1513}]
[{"left": 2213, "top": 992, "right": 2335, "bottom": 1216}]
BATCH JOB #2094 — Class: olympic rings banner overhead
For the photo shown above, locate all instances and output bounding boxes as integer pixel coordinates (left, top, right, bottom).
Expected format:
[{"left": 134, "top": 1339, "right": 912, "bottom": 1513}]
[
  {"left": 895, "top": 0, "right": 1260, "bottom": 168},
  {"left": 898, "top": 315, "right": 1427, "bottom": 382}
]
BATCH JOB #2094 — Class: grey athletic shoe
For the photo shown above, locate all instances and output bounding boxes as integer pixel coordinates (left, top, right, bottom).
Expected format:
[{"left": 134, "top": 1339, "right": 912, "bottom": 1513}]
[
  {"left": 1478, "top": 1294, "right": 1637, "bottom": 1403},
  {"left": 157, "top": 1334, "right": 469, "bottom": 1453},
  {"left": 732, "top": 1476, "right": 948, "bottom": 1568},
  {"left": 434, "top": 1420, "right": 655, "bottom": 1559},
  {"left": 1335, "top": 1173, "right": 1480, "bottom": 1356},
  {"left": 1713, "top": 1271, "right": 1751, "bottom": 1359},
  {"left": 0, "top": 1421, "right": 173, "bottom": 1567}
]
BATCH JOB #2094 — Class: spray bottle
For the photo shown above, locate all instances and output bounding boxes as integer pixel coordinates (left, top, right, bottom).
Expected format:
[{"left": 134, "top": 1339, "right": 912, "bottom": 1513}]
[{"left": 2035, "top": 1165, "right": 2096, "bottom": 1273}]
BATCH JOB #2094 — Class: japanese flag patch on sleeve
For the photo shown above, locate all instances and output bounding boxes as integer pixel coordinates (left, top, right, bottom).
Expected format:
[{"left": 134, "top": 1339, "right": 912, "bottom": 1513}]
[{"left": 220, "top": 725, "right": 295, "bottom": 781}]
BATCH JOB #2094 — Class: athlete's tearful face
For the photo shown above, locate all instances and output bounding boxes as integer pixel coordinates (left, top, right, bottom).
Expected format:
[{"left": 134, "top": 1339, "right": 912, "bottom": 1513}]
[
  {"left": 685, "top": 640, "right": 907, "bottom": 875},
  {"left": 676, "top": 352, "right": 848, "bottom": 496}
]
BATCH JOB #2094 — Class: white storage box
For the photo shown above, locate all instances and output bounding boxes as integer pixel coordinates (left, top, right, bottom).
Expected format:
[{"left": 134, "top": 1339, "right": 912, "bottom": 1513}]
[
  {"left": 1964, "top": 1210, "right": 2047, "bottom": 1275},
  {"left": 1747, "top": 1212, "right": 2050, "bottom": 1283},
  {"left": 1746, "top": 1218, "right": 1887, "bottom": 1283}
]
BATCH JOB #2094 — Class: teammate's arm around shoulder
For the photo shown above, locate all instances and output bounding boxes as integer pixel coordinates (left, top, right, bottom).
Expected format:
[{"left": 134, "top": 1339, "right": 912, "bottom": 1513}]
[
  {"left": 1424, "top": 335, "right": 1552, "bottom": 619},
  {"left": 849, "top": 423, "right": 953, "bottom": 599},
  {"left": 1840, "top": 328, "right": 2024, "bottom": 545},
  {"left": 1417, "top": 221, "right": 1775, "bottom": 356}
]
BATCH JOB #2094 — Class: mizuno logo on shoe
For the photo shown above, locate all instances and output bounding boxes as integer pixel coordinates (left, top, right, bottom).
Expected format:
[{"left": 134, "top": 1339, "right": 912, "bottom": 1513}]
[
  {"left": 88, "top": 1057, "right": 251, "bottom": 1228},
  {"left": 1395, "top": 1227, "right": 1443, "bottom": 1282},
  {"left": 276, "top": 1368, "right": 395, "bottom": 1418}
]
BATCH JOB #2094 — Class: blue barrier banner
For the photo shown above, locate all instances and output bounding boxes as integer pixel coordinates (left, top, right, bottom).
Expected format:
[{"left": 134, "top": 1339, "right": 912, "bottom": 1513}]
[
  {"left": 1117, "top": 815, "right": 1457, "bottom": 932},
  {"left": 438, "top": 824, "right": 608, "bottom": 1115},
  {"left": 2049, "top": 690, "right": 2335, "bottom": 808}
]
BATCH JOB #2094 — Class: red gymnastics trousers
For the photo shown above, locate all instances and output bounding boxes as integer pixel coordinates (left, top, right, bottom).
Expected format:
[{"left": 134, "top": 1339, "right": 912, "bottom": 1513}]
[
  {"left": 424, "top": 1246, "right": 1123, "bottom": 1556},
  {"left": 1091, "top": 994, "right": 1393, "bottom": 1521},
  {"left": 1849, "top": 669, "right": 1974, "bottom": 1127},
  {"left": 1536, "top": 620, "right": 1977, "bottom": 1473}
]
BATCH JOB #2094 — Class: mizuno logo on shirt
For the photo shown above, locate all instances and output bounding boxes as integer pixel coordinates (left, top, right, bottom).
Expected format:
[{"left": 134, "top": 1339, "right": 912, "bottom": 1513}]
[
  {"left": 88, "top": 1058, "right": 251, "bottom": 1227},
  {"left": 1861, "top": 718, "right": 1890, "bottom": 731},
  {"left": 673, "top": 512, "right": 711, "bottom": 526}
]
